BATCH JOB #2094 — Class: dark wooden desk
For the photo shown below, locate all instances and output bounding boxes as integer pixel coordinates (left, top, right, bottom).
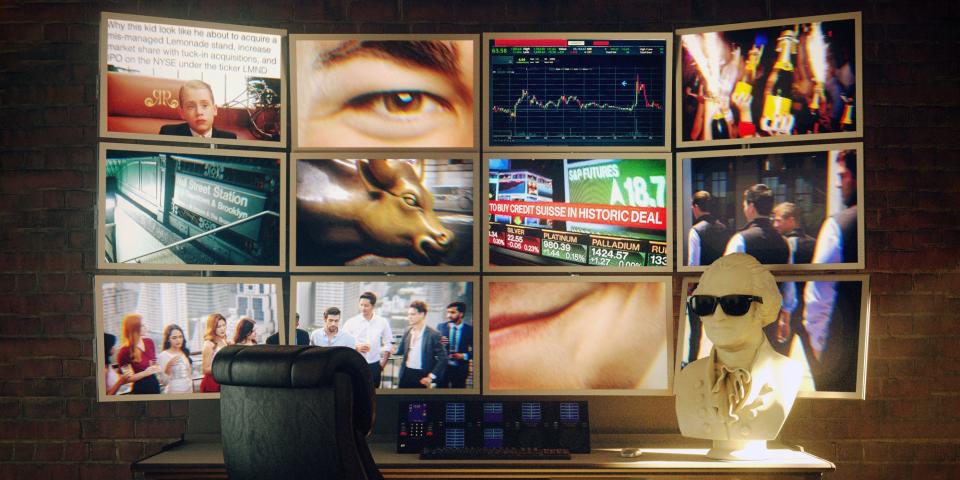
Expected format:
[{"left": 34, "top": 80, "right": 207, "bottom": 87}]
[{"left": 133, "top": 435, "right": 835, "bottom": 479}]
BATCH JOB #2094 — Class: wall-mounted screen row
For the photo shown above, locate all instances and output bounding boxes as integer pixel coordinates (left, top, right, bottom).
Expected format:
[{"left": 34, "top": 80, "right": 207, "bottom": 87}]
[
  {"left": 676, "top": 274, "right": 870, "bottom": 399},
  {"left": 95, "top": 276, "right": 285, "bottom": 402},
  {"left": 99, "top": 12, "right": 286, "bottom": 147}
]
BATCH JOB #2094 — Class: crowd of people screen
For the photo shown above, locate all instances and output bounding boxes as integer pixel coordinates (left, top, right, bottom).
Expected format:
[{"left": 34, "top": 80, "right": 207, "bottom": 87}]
[
  {"left": 103, "top": 313, "right": 259, "bottom": 395},
  {"left": 104, "top": 294, "right": 472, "bottom": 395},
  {"left": 685, "top": 150, "right": 859, "bottom": 391}
]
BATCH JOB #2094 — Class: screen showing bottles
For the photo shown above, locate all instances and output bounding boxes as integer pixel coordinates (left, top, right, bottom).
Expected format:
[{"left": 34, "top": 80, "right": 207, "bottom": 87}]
[
  {"left": 488, "top": 37, "right": 667, "bottom": 148},
  {"left": 488, "top": 158, "right": 668, "bottom": 268}
]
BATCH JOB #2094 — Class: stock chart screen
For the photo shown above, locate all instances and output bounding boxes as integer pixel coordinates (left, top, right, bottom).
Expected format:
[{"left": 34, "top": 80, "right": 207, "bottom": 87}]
[{"left": 488, "top": 37, "right": 668, "bottom": 148}]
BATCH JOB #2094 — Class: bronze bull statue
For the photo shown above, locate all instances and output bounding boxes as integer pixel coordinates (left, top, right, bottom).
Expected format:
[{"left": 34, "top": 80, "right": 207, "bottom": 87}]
[{"left": 297, "top": 159, "right": 454, "bottom": 266}]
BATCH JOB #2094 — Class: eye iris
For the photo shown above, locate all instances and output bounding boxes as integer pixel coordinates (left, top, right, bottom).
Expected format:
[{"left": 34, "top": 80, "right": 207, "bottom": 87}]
[{"left": 385, "top": 92, "right": 422, "bottom": 113}]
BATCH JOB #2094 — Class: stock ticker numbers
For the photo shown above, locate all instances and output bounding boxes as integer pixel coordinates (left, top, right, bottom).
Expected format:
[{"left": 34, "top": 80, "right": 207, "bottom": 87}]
[{"left": 489, "top": 39, "right": 668, "bottom": 148}]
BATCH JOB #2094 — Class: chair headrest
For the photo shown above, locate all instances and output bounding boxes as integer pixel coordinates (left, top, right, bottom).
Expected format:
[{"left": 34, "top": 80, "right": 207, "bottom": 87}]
[
  {"left": 212, "top": 345, "right": 368, "bottom": 387},
  {"left": 212, "top": 345, "right": 376, "bottom": 432}
]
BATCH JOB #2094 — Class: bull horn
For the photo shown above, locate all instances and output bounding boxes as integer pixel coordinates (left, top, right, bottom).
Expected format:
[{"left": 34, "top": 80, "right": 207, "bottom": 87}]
[{"left": 363, "top": 159, "right": 400, "bottom": 189}]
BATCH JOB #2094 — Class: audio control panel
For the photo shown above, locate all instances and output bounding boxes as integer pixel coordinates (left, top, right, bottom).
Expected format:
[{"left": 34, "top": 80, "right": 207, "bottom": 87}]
[{"left": 397, "top": 401, "right": 590, "bottom": 454}]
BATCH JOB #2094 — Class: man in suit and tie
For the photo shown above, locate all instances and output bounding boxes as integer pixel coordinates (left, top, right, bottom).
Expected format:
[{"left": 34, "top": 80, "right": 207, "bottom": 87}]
[
  {"left": 159, "top": 80, "right": 238, "bottom": 139},
  {"left": 395, "top": 300, "right": 446, "bottom": 389},
  {"left": 439, "top": 302, "right": 472, "bottom": 388}
]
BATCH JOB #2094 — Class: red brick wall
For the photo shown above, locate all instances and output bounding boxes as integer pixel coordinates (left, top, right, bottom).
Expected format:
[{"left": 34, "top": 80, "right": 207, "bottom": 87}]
[{"left": 1, "top": 1, "right": 958, "bottom": 479}]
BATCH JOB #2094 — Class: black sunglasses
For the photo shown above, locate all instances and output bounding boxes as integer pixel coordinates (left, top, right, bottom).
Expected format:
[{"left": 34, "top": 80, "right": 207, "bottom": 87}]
[{"left": 687, "top": 294, "right": 764, "bottom": 317}]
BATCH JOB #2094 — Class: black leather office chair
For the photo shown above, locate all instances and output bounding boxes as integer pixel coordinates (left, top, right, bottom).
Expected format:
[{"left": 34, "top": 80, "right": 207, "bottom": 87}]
[{"left": 212, "top": 345, "right": 383, "bottom": 480}]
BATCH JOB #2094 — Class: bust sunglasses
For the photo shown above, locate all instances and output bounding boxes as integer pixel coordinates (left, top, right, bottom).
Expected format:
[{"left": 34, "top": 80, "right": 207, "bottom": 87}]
[{"left": 687, "top": 294, "right": 763, "bottom": 317}]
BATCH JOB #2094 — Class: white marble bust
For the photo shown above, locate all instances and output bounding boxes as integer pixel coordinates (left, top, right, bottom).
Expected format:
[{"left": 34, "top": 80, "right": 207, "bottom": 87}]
[{"left": 675, "top": 253, "right": 803, "bottom": 460}]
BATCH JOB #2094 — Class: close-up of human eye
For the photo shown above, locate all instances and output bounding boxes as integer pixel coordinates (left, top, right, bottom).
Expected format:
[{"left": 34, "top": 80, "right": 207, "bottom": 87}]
[
  {"left": 336, "top": 88, "right": 460, "bottom": 140},
  {"left": 344, "top": 90, "right": 454, "bottom": 119}
]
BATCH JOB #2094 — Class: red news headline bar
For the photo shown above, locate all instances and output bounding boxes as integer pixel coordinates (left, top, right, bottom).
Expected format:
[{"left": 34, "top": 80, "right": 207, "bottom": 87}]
[
  {"left": 489, "top": 201, "right": 667, "bottom": 230},
  {"left": 494, "top": 39, "right": 568, "bottom": 47},
  {"left": 592, "top": 41, "right": 609, "bottom": 46}
]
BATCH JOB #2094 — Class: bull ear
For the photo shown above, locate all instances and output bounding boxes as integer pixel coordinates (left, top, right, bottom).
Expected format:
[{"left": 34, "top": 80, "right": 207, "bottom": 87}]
[{"left": 415, "top": 159, "right": 425, "bottom": 181}]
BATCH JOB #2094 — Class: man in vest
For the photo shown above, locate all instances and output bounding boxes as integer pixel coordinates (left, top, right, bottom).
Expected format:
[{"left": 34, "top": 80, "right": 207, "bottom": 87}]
[
  {"left": 803, "top": 150, "right": 860, "bottom": 392},
  {"left": 773, "top": 202, "right": 816, "bottom": 264},
  {"left": 724, "top": 184, "right": 791, "bottom": 265},
  {"left": 687, "top": 191, "right": 731, "bottom": 267},
  {"left": 685, "top": 191, "right": 731, "bottom": 365}
]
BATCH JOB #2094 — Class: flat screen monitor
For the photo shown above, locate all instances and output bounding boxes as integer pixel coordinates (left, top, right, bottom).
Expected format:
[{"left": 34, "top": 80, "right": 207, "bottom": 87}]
[
  {"left": 677, "top": 143, "right": 864, "bottom": 271},
  {"left": 95, "top": 276, "right": 284, "bottom": 401},
  {"left": 291, "top": 276, "right": 479, "bottom": 393},
  {"left": 99, "top": 12, "right": 286, "bottom": 147},
  {"left": 98, "top": 143, "right": 285, "bottom": 271},
  {"left": 483, "top": 276, "right": 672, "bottom": 395},
  {"left": 484, "top": 33, "right": 672, "bottom": 152},
  {"left": 676, "top": 12, "right": 862, "bottom": 147},
  {"left": 291, "top": 34, "right": 478, "bottom": 151},
  {"left": 485, "top": 154, "right": 672, "bottom": 272},
  {"left": 291, "top": 156, "right": 478, "bottom": 272},
  {"left": 677, "top": 275, "right": 870, "bottom": 399}
]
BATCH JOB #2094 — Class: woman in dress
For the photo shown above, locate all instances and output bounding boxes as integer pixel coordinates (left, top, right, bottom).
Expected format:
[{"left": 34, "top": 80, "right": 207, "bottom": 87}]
[
  {"left": 116, "top": 313, "right": 161, "bottom": 394},
  {"left": 199, "top": 313, "right": 229, "bottom": 393},
  {"left": 157, "top": 324, "right": 194, "bottom": 394},
  {"left": 233, "top": 317, "right": 258, "bottom": 345},
  {"left": 103, "top": 333, "right": 131, "bottom": 395}
]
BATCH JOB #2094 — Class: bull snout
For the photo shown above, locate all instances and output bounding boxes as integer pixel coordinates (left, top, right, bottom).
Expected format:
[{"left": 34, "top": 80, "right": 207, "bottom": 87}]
[{"left": 416, "top": 225, "right": 454, "bottom": 265}]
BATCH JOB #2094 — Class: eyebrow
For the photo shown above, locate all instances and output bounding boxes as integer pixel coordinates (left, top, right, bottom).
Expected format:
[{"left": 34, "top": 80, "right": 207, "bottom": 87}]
[{"left": 316, "top": 40, "right": 473, "bottom": 103}]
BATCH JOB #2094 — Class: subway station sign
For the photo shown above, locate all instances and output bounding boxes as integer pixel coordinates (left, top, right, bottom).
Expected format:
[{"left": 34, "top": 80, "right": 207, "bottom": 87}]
[{"left": 172, "top": 173, "right": 266, "bottom": 240}]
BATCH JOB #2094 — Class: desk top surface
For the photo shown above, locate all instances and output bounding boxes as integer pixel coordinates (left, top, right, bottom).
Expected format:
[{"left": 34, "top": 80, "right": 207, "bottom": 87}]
[{"left": 134, "top": 435, "right": 835, "bottom": 474}]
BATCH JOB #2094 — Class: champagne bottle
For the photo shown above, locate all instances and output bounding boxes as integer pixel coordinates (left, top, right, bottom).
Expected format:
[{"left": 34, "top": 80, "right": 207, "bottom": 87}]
[
  {"left": 710, "top": 111, "right": 731, "bottom": 139},
  {"left": 734, "top": 42, "right": 764, "bottom": 99},
  {"left": 762, "top": 28, "right": 799, "bottom": 125}
]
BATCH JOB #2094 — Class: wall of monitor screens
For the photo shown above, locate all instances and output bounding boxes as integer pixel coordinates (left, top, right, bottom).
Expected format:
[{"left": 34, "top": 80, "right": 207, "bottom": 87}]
[{"left": 96, "top": 11, "right": 868, "bottom": 402}]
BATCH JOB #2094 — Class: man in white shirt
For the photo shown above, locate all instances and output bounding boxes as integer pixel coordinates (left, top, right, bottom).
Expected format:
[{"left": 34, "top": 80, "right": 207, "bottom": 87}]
[
  {"left": 310, "top": 307, "right": 355, "bottom": 348},
  {"left": 395, "top": 300, "right": 446, "bottom": 388},
  {"left": 341, "top": 292, "right": 393, "bottom": 388}
]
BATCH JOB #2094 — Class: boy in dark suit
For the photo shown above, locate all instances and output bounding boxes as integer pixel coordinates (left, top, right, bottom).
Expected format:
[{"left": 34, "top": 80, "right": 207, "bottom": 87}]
[{"left": 159, "top": 80, "right": 237, "bottom": 139}]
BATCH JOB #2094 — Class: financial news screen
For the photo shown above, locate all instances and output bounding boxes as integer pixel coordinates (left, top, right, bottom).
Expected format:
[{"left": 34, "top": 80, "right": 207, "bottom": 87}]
[
  {"left": 488, "top": 37, "right": 668, "bottom": 148},
  {"left": 488, "top": 158, "right": 668, "bottom": 268}
]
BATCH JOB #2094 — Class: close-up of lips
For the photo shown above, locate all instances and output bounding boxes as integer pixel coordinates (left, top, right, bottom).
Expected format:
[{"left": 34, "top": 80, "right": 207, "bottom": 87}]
[{"left": 487, "top": 280, "right": 669, "bottom": 391}]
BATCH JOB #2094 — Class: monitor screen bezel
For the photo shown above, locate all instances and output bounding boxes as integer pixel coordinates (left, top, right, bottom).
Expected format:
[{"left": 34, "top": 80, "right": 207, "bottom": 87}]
[
  {"left": 98, "top": 12, "right": 288, "bottom": 148},
  {"left": 289, "top": 33, "right": 480, "bottom": 152},
  {"left": 674, "top": 11, "right": 863, "bottom": 148},
  {"left": 675, "top": 142, "right": 865, "bottom": 272},
  {"left": 95, "top": 275, "right": 286, "bottom": 402},
  {"left": 482, "top": 275, "right": 674, "bottom": 396},
  {"left": 675, "top": 274, "right": 870, "bottom": 399},
  {"left": 290, "top": 274, "right": 481, "bottom": 395},
  {"left": 482, "top": 31, "right": 673, "bottom": 153},
  {"left": 483, "top": 152, "right": 673, "bottom": 273},
  {"left": 97, "top": 142, "right": 287, "bottom": 272},
  {"left": 290, "top": 152, "right": 481, "bottom": 272}
]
